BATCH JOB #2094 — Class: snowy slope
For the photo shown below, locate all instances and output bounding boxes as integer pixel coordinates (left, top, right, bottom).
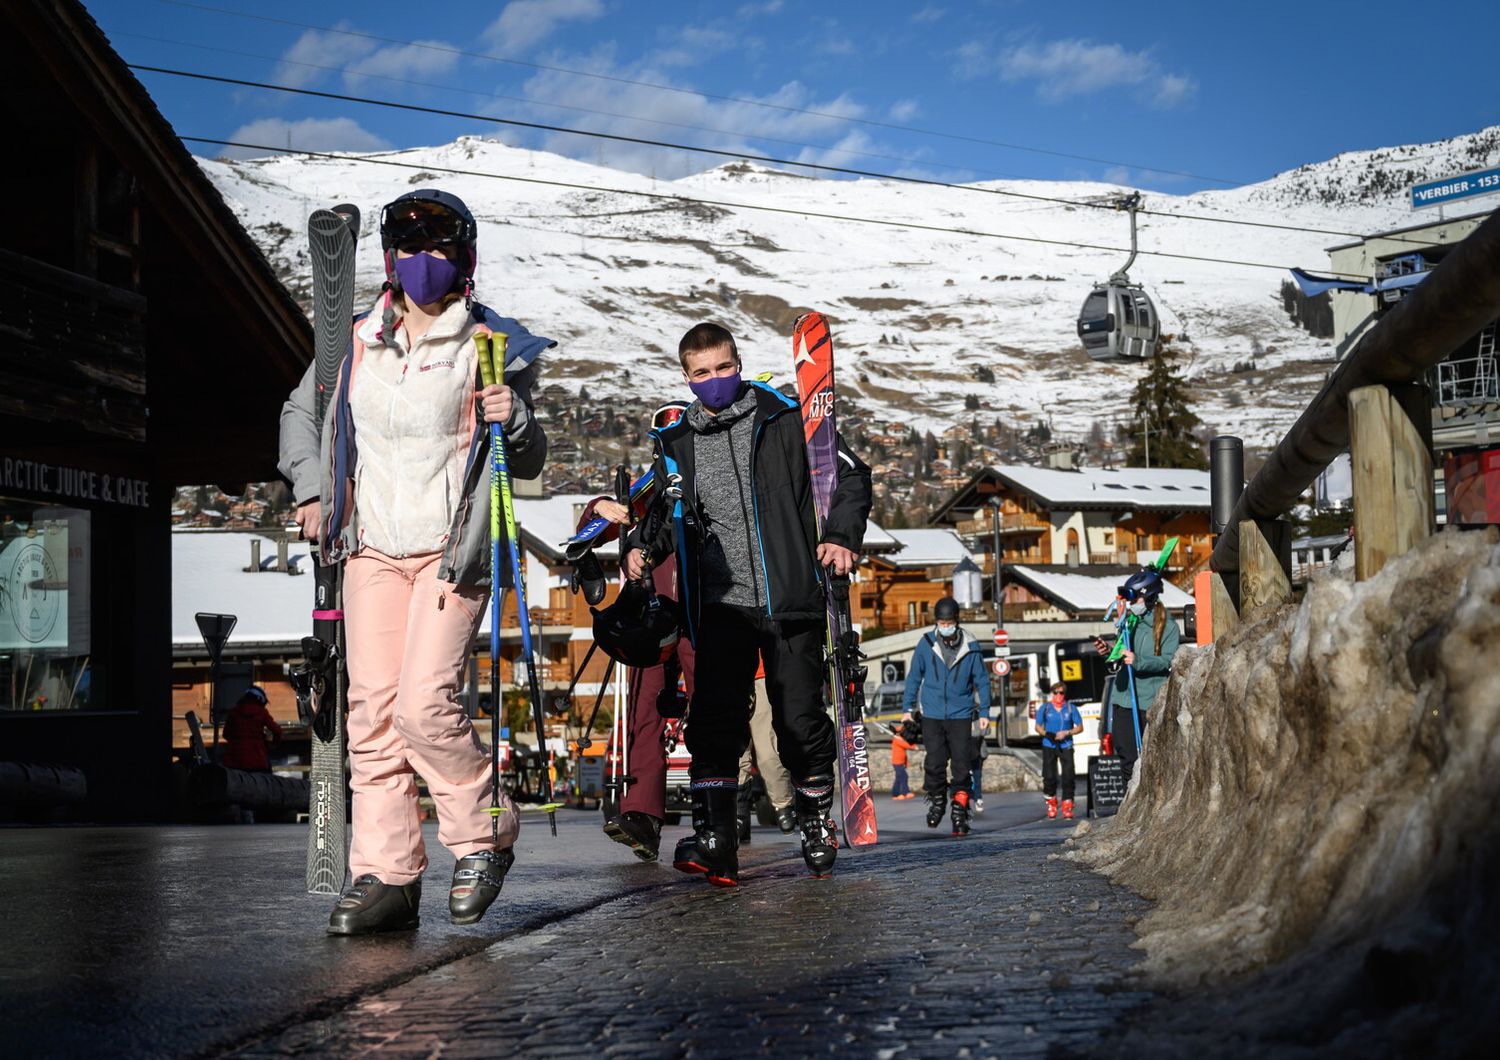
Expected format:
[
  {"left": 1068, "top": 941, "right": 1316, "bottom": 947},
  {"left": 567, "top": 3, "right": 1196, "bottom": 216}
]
[{"left": 199, "top": 126, "right": 1500, "bottom": 449}]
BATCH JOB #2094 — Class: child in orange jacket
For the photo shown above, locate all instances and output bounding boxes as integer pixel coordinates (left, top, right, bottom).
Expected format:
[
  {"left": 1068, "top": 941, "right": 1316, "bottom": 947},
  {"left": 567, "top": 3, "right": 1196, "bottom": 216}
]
[{"left": 890, "top": 722, "right": 917, "bottom": 800}]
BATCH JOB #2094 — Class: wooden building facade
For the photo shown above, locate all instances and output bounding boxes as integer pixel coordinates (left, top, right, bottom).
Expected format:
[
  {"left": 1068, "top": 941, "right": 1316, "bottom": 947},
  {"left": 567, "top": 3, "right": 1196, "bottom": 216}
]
[{"left": 2, "top": 0, "right": 310, "bottom": 819}]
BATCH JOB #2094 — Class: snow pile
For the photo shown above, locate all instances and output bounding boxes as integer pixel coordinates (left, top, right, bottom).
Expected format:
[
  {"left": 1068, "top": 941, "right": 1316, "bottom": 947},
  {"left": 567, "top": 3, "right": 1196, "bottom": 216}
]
[{"left": 1068, "top": 527, "right": 1500, "bottom": 993}]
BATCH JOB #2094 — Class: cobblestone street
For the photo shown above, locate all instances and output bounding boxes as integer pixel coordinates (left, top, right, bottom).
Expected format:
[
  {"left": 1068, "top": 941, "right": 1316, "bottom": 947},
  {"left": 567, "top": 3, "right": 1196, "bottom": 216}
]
[{"left": 232, "top": 794, "right": 1153, "bottom": 1057}]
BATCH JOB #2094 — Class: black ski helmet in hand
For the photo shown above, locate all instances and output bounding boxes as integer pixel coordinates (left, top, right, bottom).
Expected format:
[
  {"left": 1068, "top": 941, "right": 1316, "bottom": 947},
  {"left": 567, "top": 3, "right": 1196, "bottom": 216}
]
[{"left": 592, "top": 582, "right": 680, "bottom": 667}]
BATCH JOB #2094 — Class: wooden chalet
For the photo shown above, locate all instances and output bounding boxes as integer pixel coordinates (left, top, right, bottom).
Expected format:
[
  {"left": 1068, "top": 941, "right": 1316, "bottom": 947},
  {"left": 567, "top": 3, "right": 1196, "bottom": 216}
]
[{"left": 1, "top": 0, "right": 311, "bottom": 819}]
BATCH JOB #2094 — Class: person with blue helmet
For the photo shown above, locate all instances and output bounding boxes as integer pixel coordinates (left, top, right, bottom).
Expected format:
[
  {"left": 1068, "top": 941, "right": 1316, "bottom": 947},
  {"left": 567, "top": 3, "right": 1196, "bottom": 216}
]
[
  {"left": 1094, "top": 566, "right": 1181, "bottom": 788},
  {"left": 902, "top": 597, "right": 991, "bottom": 836}
]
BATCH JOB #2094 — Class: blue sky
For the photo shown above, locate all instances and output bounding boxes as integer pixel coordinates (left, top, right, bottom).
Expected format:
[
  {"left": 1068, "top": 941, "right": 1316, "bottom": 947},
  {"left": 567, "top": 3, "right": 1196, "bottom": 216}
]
[{"left": 96, "top": 0, "right": 1500, "bottom": 193}]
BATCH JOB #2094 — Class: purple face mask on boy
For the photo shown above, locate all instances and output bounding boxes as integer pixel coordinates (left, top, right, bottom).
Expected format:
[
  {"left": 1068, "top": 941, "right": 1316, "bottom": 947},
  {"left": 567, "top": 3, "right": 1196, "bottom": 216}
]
[
  {"left": 394, "top": 252, "right": 460, "bottom": 305},
  {"left": 689, "top": 372, "right": 742, "bottom": 411}
]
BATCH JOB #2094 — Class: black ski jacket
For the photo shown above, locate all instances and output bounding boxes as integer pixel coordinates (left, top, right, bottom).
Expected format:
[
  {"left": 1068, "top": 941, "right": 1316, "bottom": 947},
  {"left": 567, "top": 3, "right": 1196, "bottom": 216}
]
[{"left": 626, "top": 381, "right": 872, "bottom": 643}]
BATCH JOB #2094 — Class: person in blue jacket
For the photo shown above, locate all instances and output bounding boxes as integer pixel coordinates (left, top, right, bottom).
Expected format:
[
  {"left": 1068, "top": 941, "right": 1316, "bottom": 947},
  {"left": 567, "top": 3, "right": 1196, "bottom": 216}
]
[
  {"left": 902, "top": 597, "right": 991, "bottom": 836},
  {"left": 1034, "top": 681, "right": 1083, "bottom": 820}
]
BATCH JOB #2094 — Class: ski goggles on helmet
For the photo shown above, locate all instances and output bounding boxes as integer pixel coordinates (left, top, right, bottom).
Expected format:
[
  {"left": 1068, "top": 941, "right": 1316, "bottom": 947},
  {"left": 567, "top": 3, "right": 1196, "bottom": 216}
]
[
  {"left": 380, "top": 198, "right": 475, "bottom": 249},
  {"left": 651, "top": 402, "right": 688, "bottom": 430}
]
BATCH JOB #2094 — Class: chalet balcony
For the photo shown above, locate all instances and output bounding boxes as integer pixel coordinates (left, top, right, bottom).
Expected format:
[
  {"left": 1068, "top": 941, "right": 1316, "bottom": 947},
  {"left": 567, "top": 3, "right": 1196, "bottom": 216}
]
[{"left": 953, "top": 512, "right": 1051, "bottom": 539}]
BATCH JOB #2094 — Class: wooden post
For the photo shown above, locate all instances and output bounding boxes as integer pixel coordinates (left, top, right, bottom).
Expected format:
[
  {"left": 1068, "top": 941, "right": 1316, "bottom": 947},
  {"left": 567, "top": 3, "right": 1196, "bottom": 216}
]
[
  {"left": 1239, "top": 518, "right": 1292, "bottom": 616},
  {"left": 1349, "top": 384, "right": 1434, "bottom": 581},
  {"left": 1196, "top": 569, "right": 1239, "bottom": 642}
]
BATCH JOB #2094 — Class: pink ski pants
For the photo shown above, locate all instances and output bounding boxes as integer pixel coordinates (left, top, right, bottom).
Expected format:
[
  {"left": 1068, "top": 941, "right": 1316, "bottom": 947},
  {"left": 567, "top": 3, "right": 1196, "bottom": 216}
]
[{"left": 343, "top": 548, "right": 517, "bottom": 884}]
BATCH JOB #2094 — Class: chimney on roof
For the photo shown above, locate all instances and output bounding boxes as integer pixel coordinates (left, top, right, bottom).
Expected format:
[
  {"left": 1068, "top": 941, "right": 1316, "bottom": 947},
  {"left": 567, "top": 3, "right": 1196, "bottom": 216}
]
[
  {"left": 276, "top": 534, "right": 288, "bottom": 573},
  {"left": 1045, "top": 448, "right": 1074, "bottom": 470},
  {"left": 245, "top": 537, "right": 261, "bottom": 572}
]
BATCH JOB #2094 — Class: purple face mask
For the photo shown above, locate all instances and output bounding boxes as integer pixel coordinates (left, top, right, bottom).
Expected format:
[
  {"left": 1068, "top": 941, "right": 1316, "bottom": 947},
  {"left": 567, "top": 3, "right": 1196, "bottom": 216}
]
[
  {"left": 394, "top": 252, "right": 460, "bottom": 305},
  {"left": 689, "top": 372, "right": 742, "bottom": 411}
]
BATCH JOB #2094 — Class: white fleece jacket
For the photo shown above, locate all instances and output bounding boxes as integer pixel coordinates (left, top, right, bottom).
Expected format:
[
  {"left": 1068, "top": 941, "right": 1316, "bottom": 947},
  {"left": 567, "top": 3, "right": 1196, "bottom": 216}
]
[{"left": 349, "top": 297, "right": 525, "bottom": 558}]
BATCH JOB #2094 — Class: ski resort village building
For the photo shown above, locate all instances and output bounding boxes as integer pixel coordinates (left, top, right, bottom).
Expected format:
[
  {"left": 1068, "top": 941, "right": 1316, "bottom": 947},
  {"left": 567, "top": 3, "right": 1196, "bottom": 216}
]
[
  {"left": 2, "top": 0, "right": 310, "bottom": 820},
  {"left": 1322, "top": 207, "right": 1500, "bottom": 525},
  {"left": 930, "top": 465, "right": 1215, "bottom": 617}
]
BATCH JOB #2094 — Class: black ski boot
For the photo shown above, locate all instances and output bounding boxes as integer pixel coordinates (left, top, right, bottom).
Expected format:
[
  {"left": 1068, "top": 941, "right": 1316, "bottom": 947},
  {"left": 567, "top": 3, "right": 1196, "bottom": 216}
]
[
  {"left": 775, "top": 804, "right": 797, "bottom": 834},
  {"left": 449, "top": 848, "right": 514, "bottom": 924},
  {"left": 603, "top": 811, "right": 662, "bottom": 862},
  {"left": 736, "top": 780, "right": 753, "bottom": 845},
  {"left": 671, "top": 782, "right": 739, "bottom": 887},
  {"left": 950, "top": 790, "right": 972, "bottom": 837},
  {"left": 327, "top": 875, "right": 421, "bottom": 936},
  {"left": 794, "top": 775, "right": 839, "bottom": 877},
  {"left": 925, "top": 791, "right": 947, "bottom": 829}
]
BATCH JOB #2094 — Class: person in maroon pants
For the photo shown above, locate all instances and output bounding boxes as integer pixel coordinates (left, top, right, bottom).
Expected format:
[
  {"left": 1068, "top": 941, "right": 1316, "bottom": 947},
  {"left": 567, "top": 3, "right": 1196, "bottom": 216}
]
[{"left": 581, "top": 402, "right": 694, "bottom": 862}]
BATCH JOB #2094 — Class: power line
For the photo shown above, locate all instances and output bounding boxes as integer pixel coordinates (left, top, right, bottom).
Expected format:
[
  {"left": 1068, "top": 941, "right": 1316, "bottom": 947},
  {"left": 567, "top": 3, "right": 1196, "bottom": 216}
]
[
  {"left": 156, "top": 0, "right": 1247, "bottom": 186},
  {"left": 182, "top": 136, "right": 1365, "bottom": 276},
  {"left": 132, "top": 63, "right": 1417, "bottom": 246},
  {"left": 111, "top": 30, "right": 1028, "bottom": 182}
]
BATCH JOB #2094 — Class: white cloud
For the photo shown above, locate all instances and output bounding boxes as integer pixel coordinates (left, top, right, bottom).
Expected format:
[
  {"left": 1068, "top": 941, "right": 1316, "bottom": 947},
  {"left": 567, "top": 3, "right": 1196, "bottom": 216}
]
[
  {"left": 220, "top": 117, "right": 392, "bottom": 159},
  {"left": 889, "top": 98, "right": 921, "bottom": 122},
  {"left": 484, "top": 0, "right": 605, "bottom": 54},
  {"left": 975, "top": 37, "right": 1197, "bottom": 109},
  {"left": 270, "top": 24, "right": 376, "bottom": 89},
  {"left": 651, "top": 25, "right": 740, "bottom": 68},
  {"left": 736, "top": 0, "right": 784, "bottom": 17},
  {"left": 912, "top": 6, "right": 946, "bottom": 23},
  {"left": 343, "top": 40, "right": 461, "bottom": 89},
  {"left": 490, "top": 47, "right": 876, "bottom": 180}
]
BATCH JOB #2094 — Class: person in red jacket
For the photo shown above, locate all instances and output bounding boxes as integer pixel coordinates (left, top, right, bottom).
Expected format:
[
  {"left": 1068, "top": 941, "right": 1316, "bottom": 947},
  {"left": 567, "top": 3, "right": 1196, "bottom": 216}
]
[{"left": 221, "top": 685, "right": 282, "bottom": 773}]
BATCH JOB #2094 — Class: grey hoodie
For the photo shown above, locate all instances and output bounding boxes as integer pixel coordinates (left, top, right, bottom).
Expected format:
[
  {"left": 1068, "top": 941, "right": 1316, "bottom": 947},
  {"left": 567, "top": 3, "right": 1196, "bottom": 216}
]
[{"left": 688, "top": 386, "right": 767, "bottom": 609}]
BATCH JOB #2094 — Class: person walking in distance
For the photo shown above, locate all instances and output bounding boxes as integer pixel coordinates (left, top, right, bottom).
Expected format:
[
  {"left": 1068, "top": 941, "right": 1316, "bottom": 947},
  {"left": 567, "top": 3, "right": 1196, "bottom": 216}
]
[
  {"left": 221, "top": 685, "right": 282, "bottom": 774},
  {"left": 889, "top": 718, "right": 917, "bottom": 799},
  {"left": 1035, "top": 681, "right": 1083, "bottom": 819},
  {"left": 623, "top": 322, "right": 872, "bottom": 884},
  {"left": 280, "top": 189, "right": 552, "bottom": 934},
  {"left": 901, "top": 597, "right": 991, "bottom": 836}
]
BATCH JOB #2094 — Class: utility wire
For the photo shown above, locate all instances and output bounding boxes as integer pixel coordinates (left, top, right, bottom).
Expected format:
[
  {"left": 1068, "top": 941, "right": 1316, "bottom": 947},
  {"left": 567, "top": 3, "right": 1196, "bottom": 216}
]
[
  {"left": 112, "top": 30, "right": 1028, "bottom": 182},
  {"left": 133, "top": 63, "right": 1429, "bottom": 247},
  {"left": 156, "top": 0, "right": 1245, "bottom": 185},
  {"left": 183, "top": 136, "right": 1368, "bottom": 276}
]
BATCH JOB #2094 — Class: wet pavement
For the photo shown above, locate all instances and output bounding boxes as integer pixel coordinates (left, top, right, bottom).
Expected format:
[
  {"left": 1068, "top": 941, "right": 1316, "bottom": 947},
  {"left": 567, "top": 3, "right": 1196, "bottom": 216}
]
[{"left": 1, "top": 794, "right": 1153, "bottom": 1057}]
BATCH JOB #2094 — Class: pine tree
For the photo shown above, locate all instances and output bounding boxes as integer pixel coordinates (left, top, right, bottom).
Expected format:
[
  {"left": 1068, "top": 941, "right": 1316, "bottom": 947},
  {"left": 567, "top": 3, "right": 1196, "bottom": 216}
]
[{"left": 1127, "top": 343, "right": 1206, "bottom": 468}]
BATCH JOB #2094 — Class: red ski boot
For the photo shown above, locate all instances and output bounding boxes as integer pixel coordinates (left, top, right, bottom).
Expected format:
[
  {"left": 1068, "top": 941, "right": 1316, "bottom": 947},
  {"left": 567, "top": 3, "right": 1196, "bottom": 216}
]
[
  {"left": 950, "top": 790, "right": 972, "bottom": 836},
  {"left": 1061, "top": 799, "right": 1074, "bottom": 820},
  {"left": 1045, "top": 795, "right": 1058, "bottom": 819}
]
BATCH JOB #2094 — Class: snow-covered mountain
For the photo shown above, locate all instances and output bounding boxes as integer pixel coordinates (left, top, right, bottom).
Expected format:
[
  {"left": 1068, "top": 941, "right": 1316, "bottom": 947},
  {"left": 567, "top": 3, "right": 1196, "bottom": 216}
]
[{"left": 200, "top": 126, "right": 1500, "bottom": 449}]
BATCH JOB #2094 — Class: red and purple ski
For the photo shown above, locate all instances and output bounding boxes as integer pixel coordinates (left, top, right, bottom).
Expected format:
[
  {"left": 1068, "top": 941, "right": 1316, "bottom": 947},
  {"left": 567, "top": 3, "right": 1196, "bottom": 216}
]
[{"left": 792, "top": 311, "right": 877, "bottom": 848}]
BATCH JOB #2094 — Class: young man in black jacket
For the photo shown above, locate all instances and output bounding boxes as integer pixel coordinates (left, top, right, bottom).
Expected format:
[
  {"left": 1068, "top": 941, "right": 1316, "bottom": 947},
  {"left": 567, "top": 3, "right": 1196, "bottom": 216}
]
[{"left": 624, "top": 322, "right": 872, "bottom": 885}]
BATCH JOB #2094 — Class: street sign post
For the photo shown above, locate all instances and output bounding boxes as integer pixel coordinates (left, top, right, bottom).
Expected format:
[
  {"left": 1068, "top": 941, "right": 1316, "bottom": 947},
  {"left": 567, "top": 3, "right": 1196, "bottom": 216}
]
[
  {"left": 195, "top": 612, "right": 237, "bottom": 749},
  {"left": 991, "top": 658, "right": 1011, "bottom": 677},
  {"left": 1411, "top": 166, "right": 1500, "bottom": 211}
]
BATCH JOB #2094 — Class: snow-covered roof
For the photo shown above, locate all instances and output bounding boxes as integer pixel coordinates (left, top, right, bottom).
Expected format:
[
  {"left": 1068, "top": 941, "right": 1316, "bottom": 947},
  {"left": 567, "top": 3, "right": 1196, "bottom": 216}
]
[
  {"left": 172, "top": 530, "right": 316, "bottom": 650},
  {"left": 1008, "top": 564, "right": 1194, "bottom": 615},
  {"left": 884, "top": 528, "right": 973, "bottom": 568},
  {"left": 992, "top": 466, "right": 1211, "bottom": 511},
  {"left": 862, "top": 521, "right": 900, "bottom": 553}
]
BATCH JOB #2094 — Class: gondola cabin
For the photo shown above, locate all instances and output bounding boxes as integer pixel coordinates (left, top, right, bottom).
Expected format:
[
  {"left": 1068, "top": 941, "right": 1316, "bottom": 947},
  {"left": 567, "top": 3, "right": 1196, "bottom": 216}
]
[{"left": 1077, "top": 282, "right": 1160, "bottom": 362}]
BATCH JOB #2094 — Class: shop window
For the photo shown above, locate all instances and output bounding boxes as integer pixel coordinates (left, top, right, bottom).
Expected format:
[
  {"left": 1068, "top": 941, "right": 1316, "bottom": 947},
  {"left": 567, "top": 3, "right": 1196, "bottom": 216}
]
[{"left": 1, "top": 498, "right": 94, "bottom": 711}]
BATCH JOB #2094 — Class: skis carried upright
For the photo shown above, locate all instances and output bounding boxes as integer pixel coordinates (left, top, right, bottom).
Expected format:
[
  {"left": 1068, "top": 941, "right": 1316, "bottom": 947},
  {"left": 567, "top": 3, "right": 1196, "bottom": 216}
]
[
  {"left": 792, "top": 311, "right": 877, "bottom": 848},
  {"left": 298, "top": 204, "right": 359, "bottom": 896}
]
